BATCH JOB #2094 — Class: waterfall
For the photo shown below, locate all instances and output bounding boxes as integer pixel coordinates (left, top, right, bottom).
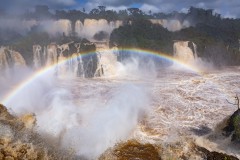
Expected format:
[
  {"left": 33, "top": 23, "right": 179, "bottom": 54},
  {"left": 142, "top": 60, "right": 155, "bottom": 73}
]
[
  {"left": 0, "top": 47, "right": 10, "bottom": 74},
  {"left": 75, "top": 19, "right": 123, "bottom": 41},
  {"left": 40, "top": 19, "right": 72, "bottom": 36},
  {"left": 94, "top": 42, "right": 118, "bottom": 77},
  {"left": 31, "top": 41, "right": 118, "bottom": 78},
  {"left": 75, "top": 20, "right": 84, "bottom": 37},
  {"left": 57, "top": 53, "right": 68, "bottom": 76},
  {"left": 192, "top": 42, "right": 198, "bottom": 58},
  {"left": 33, "top": 45, "right": 42, "bottom": 69},
  {"left": 78, "top": 54, "right": 85, "bottom": 78},
  {"left": 9, "top": 50, "right": 26, "bottom": 67},
  {"left": 150, "top": 19, "right": 190, "bottom": 31},
  {"left": 46, "top": 44, "right": 58, "bottom": 66},
  {"left": 43, "top": 46, "right": 47, "bottom": 66},
  {"left": 173, "top": 41, "right": 196, "bottom": 64},
  {"left": 69, "top": 53, "right": 79, "bottom": 77},
  {"left": 0, "top": 46, "right": 26, "bottom": 75}
]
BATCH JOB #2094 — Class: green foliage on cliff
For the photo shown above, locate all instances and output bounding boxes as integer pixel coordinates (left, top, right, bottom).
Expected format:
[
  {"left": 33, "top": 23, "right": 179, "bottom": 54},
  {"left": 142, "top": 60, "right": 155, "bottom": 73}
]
[
  {"left": 233, "top": 115, "right": 240, "bottom": 141},
  {"left": 110, "top": 19, "right": 173, "bottom": 55}
]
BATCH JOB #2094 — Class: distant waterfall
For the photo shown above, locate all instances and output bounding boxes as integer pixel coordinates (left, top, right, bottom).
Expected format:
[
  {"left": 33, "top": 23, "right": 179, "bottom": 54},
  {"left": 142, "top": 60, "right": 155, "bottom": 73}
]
[
  {"left": 57, "top": 53, "right": 68, "bottom": 76},
  {"left": 75, "top": 20, "right": 84, "bottom": 37},
  {"left": 69, "top": 53, "right": 79, "bottom": 77},
  {"left": 46, "top": 44, "right": 58, "bottom": 66},
  {"left": 150, "top": 19, "right": 190, "bottom": 31},
  {"left": 33, "top": 45, "right": 42, "bottom": 69},
  {"left": 75, "top": 19, "right": 123, "bottom": 41},
  {"left": 78, "top": 54, "right": 85, "bottom": 78},
  {"left": 0, "top": 47, "right": 10, "bottom": 74},
  {"left": 94, "top": 42, "right": 118, "bottom": 77},
  {"left": 173, "top": 41, "right": 198, "bottom": 64},
  {"left": 39, "top": 19, "right": 72, "bottom": 36},
  {"left": 9, "top": 50, "right": 26, "bottom": 67},
  {"left": 0, "top": 46, "right": 26, "bottom": 75},
  {"left": 33, "top": 45, "right": 50, "bottom": 69},
  {"left": 192, "top": 42, "right": 198, "bottom": 58}
]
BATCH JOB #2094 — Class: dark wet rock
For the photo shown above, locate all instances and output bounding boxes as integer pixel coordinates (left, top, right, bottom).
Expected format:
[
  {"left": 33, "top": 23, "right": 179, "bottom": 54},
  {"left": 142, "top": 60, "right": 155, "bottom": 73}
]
[
  {"left": 197, "top": 146, "right": 239, "bottom": 160},
  {"left": 223, "top": 109, "right": 240, "bottom": 142},
  {"left": 190, "top": 125, "right": 212, "bottom": 136}
]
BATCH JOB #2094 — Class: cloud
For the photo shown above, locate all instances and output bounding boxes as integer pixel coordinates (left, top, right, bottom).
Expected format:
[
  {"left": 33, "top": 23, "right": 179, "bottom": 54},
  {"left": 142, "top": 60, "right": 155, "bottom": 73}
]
[
  {"left": 0, "top": 0, "right": 77, "bottom": 14},
  {"left": 53, "top": 0, "right": 76, "bottom": 6},
  {"left": 139, "top": 3, "right": 160, "bottom": 13},
  {"left": 0, "top": 0, "right": 239, "bottom": 18},
  {"left": 106, "top": 6, "right": 128, "bottom": 12},
  {"left": 82, "top": 0, "right": 240, "bottom": 17}
]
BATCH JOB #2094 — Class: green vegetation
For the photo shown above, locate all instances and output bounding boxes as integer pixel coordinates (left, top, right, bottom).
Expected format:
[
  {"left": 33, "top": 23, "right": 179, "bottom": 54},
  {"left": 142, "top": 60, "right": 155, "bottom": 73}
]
[
  {"left": 110, "top": 19, "right": 173, "bottom": 55},
  {"left": 233, "top": 115, "right": 240, "bottom": 141}
]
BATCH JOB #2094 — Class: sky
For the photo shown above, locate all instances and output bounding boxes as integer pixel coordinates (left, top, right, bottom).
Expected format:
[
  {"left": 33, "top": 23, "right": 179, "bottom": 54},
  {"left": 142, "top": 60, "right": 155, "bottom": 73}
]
[{"left": 0, "top": 0, "right": 239, "bottom": 18}]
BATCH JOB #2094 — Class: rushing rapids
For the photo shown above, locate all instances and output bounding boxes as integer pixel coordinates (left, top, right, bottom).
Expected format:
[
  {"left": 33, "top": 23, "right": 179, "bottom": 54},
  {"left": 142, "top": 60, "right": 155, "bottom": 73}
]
[{"left": 1, "top": 65, "right": 240, "bottom": 159}]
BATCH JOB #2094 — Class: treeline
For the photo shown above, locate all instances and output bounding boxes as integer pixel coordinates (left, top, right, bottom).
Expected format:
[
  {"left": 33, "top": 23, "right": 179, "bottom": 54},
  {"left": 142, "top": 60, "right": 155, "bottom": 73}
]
[{"left": 6, "top": 5, "right": 229, "bottom": 23}]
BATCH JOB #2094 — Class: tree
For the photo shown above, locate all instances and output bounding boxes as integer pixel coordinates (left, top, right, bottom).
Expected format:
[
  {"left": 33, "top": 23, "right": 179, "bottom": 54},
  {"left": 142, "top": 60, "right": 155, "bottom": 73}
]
[
  {"left": 89, "top": 8, "right": 100, "bottom": 15},
  {"left": 127, "top": 8, "right": 143, "bottom": 16},
  {"left": 98, "top": 6, "right": 106, "bottom": 12},
  {"left": 118, "top": 10, "right": 128, "bottom": 19},
  {"left": 227, "top": 95, "right": 240, "bottom": 110},
  {"left": 148, "top": 10, "right": 152, "bottom": 15}
]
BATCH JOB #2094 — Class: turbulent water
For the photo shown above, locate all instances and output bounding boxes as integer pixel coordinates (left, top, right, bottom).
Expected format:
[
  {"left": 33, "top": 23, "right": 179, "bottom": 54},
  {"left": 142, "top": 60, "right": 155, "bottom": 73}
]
[
  {"left": 1, "top": 41, "right": 240, "bottom": 159},
  {"left": 1, "top": 63, "right": 240, "bottom": 159}
]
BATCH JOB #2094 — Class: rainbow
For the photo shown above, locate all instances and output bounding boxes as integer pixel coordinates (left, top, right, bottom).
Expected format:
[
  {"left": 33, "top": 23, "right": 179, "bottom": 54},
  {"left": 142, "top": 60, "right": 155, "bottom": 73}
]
[{"left": 1, "top": 48, "right": 202, "bottom": 105}]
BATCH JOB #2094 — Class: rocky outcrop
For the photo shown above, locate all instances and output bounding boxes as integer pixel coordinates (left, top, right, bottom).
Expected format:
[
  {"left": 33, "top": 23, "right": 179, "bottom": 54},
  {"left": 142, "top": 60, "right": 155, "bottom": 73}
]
[
  {"left": 223, "top": 109, "right": 240, "bottom": 142},
  {"left": 0, "top": 104, "right": 72, "bottom": 160},
  {"left": 100, "top": 140, "right": 161, "bottom": 160},
  {"left": 100, "top": 138, "right": 240, "bottom": 160},
  {"left": 197, "top": 146, "right": 239, "bottom": 160}
]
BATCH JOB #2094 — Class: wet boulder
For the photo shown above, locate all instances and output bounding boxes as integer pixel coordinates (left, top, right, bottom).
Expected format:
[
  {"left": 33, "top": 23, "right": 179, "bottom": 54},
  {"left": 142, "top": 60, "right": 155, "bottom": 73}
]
[
  {"left": 223, "top": 109, "right": 240, "bottom": 142},
  {"left": 100, "top": 140, "right": 161, "bottom": 160},
  {"left": 197, "top": 147, "right": 239, "bottom": 160}
]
